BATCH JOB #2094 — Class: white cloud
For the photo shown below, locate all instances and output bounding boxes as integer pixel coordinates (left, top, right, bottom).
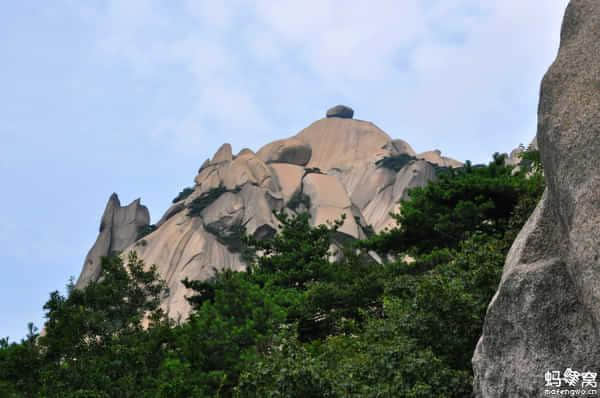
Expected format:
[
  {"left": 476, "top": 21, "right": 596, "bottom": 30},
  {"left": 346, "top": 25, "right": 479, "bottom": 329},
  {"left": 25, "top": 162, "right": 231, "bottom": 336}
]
[
  {"left": 253, "top": 0, "right": 428, "bottom": 82},
  {"left": 75, "top": 0, "right": 569, "bottom": 162}
]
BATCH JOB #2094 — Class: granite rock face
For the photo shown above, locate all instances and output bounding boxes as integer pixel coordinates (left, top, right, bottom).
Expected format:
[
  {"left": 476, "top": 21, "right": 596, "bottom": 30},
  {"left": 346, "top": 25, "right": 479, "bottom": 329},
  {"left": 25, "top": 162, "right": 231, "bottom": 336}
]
[
  {"left": 257, "top": 138, "right": 312, "bottom": 165},
  {"left": 78, "top": 107, "right": 462, "bottom": 319},
  {"left": 473, "top": 1, "right": 600, "bottom": 396},
  {"left": 386, "top": 139, "right": 416, "bottom": 157},
  {"left": 303, "top": 172, "right": 361, "bottom": 238},
  {"left": 211, "top": 143, "right": 233, "bottom": 164},
  {"left": 76, "top": 193, "right": 150, "bottom": 289},
  {"left": 297, "top": 117, "right": 391, "bottom": 170},
  {"left": 417, "top": 149, "right": 463, "bottom": 168}
]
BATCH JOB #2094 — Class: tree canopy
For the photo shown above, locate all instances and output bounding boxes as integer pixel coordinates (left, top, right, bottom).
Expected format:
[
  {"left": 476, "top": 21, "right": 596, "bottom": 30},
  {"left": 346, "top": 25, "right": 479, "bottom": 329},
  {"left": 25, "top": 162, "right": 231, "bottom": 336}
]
[{"left": 0, "top": 150, "right": 544, "bottom": 397}]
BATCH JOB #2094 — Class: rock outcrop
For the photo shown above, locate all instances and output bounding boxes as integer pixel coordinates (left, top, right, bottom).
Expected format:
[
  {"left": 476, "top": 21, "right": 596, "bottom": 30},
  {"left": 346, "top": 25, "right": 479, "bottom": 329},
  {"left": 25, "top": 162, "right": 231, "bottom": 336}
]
[
  {"left": 506, "top": 137, "right": 538, "bottom": 167},
  {"left": 386, "top": 139, "right": 416, "bottom": 157},
  {"left": 296, "top": 117, "right": 391, "bottom": 170},
  {"left": 303, "top": 172, "right": 361, "bottom": 238},
  {"left": 270, "top": 163, "right": 304, "bottom": 204},
  {"left": 326, "top": 104, "right": 354, "bottom": 119},
  {"left": 211, "top": 143, "right": 233, "bottom": 164},
  {"left": 78, "top": 107, "right": 462, "bottom": 319},
  {"left": 76, "top": 193, "right": 150, "bottom": 289},
  {"left": 473, "top": 1, "right": 600, "bottom": 396},
  {"left": 257, "top": 138, "right": 312, "bottom": 165},
  {"left": 417, "top": 149, "right": 463, "bottom": 168}
]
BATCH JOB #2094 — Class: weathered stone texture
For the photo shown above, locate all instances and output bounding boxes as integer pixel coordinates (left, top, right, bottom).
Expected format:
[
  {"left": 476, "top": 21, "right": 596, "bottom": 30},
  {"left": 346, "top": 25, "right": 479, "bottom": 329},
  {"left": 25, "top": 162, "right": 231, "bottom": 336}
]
[
  {"left": 76, "top": 193, "right": 150, "bottom": 289},
  {"left": 474, "top": 2, "right": 600, "bottom": 396}
]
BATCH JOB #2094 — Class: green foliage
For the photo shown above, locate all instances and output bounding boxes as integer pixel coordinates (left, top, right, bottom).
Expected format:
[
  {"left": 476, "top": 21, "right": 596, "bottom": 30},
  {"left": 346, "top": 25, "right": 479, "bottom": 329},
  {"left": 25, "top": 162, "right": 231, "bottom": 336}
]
[
  {"left": 204, "top": 222, "right": 249, "bottom": 254},
  {"left": 187, "top": 185, "right": 229, "bottom": 217},
  {"left": 519, "top": 148, "right": 542, "bottom": 174},
  {"left": 294, "top": 245, "right": 385, "bottom": 341},
  {"left": 248, "top": 211, "right": 340, "bottom": 289},
  {"left": 364, "top": 153, "right": 544, "bottom": 255},
  {"left": 40, "top": 252, "right": 170, "bottom": 397},
  {"left": 136, "top": 224, "right": 156, "bottom": 240},
  {"left": 1, "top": 151, "right": 546, "bottom": 397},
  {"left": 178, "top": 211, "right": 385, "bottom": 392},
  {"left": 233, "top": 234, "right": 511, "bottom": 397},
  {"left": 0, "top": 325, "right": 42, "bottom": 398},
  {"left": 304, "top": 167, "right": 323, "bottom": 175},
  {"left": 287, "top": 191, "right": 311, "bottom": 211},
  {"left": 172, "top": 186, "right": 194, "bottom": 203},
  {"left": 42, "top": 252, "right": 168, "bottom": 343},
  {"left": 359, "top": 221, "right": 376, "bottom": 238},
  {"left": 376, "top": 153, "right": 417, "bottom": 171},
  {"left": 250, "top": 212, "right": 384, "bottom": 341},
  {"left": 236, "top": 325, "right": 471, "bottom": 398},
  {"left": 385, "top": 234, "right": 507, "bottom": 369},
  {"left": 0, "top": 253, "right": 172, "bottom": 397},
  {"left": 174, "top": 269, "right": 288, "bottom": 394}
]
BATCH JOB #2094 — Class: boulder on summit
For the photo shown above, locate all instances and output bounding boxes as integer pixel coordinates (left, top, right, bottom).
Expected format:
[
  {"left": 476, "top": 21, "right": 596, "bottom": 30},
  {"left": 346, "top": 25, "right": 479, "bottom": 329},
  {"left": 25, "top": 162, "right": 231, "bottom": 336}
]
[{"left": 326, "top": 104, "right": 354, "bottom": 119}]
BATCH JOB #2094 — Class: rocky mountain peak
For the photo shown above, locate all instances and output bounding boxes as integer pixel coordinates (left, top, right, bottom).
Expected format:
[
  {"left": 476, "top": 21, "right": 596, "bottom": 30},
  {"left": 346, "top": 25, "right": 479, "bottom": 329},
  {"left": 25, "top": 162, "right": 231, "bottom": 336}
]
[
  {"left": 78, "top": 110, "right": 462, "bottom": 319},
  {"left": 211, "top": 143, "right": 233, "bottom": 164},
  {"left": 76, "top": 193, "right": 150, "bottom": 289}
]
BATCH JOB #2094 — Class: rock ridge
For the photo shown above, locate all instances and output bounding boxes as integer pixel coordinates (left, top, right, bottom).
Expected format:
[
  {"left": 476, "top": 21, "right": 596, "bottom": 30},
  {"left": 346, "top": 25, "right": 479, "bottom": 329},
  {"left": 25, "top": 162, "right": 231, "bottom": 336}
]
[{"left": 77, "top": 106, "right": 463, "bottom": 319}]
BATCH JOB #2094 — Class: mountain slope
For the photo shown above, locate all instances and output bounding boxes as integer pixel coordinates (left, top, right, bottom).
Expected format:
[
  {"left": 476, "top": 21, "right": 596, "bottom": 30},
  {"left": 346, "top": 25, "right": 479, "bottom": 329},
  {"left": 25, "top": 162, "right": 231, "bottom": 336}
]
[{"left": 77, "top": 105, "right": 462, "bottom": 319}]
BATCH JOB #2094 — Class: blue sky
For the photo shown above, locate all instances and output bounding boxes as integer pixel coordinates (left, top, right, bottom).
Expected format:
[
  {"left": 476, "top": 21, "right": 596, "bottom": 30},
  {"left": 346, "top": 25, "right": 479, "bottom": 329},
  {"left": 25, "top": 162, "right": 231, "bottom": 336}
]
[{"left": 1, "top": 0, "right": 568, "bottom": 340}]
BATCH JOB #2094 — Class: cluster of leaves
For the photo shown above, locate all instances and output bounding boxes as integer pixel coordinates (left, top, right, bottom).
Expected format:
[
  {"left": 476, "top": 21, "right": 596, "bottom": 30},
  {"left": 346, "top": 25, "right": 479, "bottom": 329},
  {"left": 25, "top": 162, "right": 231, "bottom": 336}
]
[
  {"left": 0, "top": 151, "right": 544, "bottom": 397},
  {"left": 187, "top": 185, "right": 230, "bottom": 217},
  {"left": 304, "top": 167, "right": 323, "bottom": 175},
  {"left": 356, "top": 216, "right": 375, "bottom": 237},
  {"left": 287, "top": 191, "right": 311, "bottom": 212},
  {"left": 136, "top": 224, "right": 157, "bottom": 241},
  {"left": 233, "top": 151, "right": 544, "bottom": 397},
  {"left": 518, "top": 144, "right": 543, "bottom": 174},
  {"left": 232, "top": 233, "right": 512, "bottom": 397},
  {"left": 172, "top": 187, "right": 195, "bottom": 203},
  {"left": 0, "top": 253, "right": 171, "bottom": 397},
  {"left": 364, "top": 152, "right": 544, "bottom": 255},
  {"left": 204, "top": 222, "right": 251, "bottom": 258},
  {"left": 376, "top": 153, "right": 417, "bottom": 171}
]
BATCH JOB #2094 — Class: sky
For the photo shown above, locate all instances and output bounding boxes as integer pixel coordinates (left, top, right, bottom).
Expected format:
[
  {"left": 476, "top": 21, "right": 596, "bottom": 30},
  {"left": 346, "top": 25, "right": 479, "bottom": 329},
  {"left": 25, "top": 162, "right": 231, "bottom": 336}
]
[{"left": 0, "top": 0, "right": 569, "bottom": 340}]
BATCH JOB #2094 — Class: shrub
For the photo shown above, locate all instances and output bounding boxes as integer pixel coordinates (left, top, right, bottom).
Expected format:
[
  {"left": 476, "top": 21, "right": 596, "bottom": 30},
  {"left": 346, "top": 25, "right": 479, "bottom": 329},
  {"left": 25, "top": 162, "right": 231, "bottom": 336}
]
[
  {"left": 519, "top": 148, "right": 542, "bottom": 174},
  {"left": 172, "top": 187, "right": 194, "bottom": 203},
  {"left": 204, "top": 222, "right": 249, "bottom": 254},
  {"left": 287, "top": 191, "right": 311, "bottom": 211},
  {"left": 187, "top": 186, "right": 229, "bottom": 217},
  {"left": 136, "top": 224, "right": 157, "bottom": 240},
  {"left": 363, "top": 154, "right": 544, "bottom": 255},
  {"left": 304, "top": 167, "right": 323, "bottom": 175},
  {"left": 375, "top": 153, "right": 416, "bottom": 171}
]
